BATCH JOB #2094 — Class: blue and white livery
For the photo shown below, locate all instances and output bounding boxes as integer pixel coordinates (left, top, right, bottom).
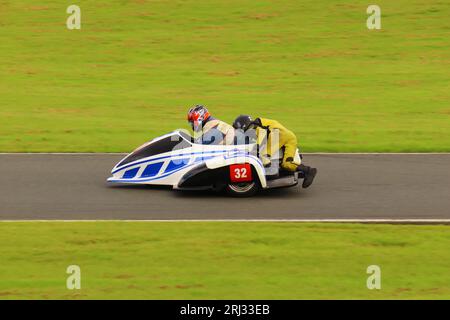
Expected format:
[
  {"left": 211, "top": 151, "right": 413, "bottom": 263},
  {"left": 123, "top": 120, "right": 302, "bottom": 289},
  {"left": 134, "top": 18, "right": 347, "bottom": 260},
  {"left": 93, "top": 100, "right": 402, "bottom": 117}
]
[{"left": 108, "top": 130, "right": 298, "bottom": 196}]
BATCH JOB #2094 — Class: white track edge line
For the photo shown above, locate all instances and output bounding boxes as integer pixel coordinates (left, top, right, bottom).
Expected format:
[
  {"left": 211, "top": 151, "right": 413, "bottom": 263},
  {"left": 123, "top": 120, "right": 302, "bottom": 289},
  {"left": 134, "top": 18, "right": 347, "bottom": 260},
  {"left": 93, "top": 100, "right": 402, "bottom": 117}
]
[{"left": 1, "top": 219, "right": 450, "bottom": 223}]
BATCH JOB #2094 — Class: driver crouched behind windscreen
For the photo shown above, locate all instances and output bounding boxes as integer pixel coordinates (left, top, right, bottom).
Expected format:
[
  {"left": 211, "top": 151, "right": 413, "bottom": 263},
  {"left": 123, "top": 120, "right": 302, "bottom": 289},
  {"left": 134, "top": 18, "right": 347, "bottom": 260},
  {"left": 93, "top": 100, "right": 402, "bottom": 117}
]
[
  {"left": 233, "top": 115, "right": 317, "bottom": 188},
  {"left": 187, "top": 105, "right": 235, "bottom": 145}
]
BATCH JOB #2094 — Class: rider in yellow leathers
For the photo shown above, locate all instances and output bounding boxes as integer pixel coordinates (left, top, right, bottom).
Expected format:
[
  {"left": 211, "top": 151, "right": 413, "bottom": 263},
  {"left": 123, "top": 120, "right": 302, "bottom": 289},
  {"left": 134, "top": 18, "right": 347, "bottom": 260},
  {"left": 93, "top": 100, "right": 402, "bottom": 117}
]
[{"left": 233, "top": 115, "right": 317, "bottom": 188}]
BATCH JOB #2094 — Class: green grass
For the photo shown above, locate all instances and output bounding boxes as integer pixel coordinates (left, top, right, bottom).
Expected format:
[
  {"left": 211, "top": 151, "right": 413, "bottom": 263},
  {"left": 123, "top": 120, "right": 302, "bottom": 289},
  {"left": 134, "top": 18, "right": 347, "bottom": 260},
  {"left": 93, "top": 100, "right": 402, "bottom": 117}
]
[
  {"left": 0, "top": 0, "right": 449, "bottom": 152},
  {"left": 0, "top": 222, "right": 449, "bottom": 299},
  {"left": 1, "top": 1, "right": 449, "bottom": 300}
]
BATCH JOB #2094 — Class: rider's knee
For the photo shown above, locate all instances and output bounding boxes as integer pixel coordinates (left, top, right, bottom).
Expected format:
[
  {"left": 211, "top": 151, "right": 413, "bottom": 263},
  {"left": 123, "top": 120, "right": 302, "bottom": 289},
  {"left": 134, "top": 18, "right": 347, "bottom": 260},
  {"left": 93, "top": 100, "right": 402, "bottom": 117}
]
[{"left": 281, "top": 160, "right": 298, "bottom": 172}]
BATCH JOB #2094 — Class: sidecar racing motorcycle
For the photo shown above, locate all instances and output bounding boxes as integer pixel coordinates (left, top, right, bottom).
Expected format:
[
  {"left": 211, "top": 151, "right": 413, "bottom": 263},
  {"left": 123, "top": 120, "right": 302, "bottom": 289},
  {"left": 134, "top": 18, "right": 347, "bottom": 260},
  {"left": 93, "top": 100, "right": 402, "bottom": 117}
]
[{"left": 107, "top": 130, "right": 301, "bottom": 197}]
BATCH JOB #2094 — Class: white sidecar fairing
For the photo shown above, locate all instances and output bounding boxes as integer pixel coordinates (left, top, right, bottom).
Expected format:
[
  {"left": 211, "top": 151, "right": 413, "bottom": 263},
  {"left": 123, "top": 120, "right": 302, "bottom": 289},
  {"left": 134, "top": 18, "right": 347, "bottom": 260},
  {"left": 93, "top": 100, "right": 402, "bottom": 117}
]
[{"left": 107, "top": 130, "right": 269, "bottom": 189}]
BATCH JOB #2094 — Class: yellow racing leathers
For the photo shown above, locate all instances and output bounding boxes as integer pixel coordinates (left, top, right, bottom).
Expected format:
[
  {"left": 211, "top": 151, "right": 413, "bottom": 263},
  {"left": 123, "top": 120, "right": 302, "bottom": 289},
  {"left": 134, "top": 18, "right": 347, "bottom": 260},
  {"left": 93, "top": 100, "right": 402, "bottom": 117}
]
[{"left": 253, "top": 118, "right": 301, "bottom": 171}]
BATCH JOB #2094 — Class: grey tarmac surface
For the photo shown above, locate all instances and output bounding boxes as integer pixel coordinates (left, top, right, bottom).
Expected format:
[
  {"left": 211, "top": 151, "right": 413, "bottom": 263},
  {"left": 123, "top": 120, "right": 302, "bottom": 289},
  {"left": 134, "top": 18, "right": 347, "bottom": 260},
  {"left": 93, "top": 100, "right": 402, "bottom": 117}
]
[{"left": 0, "top": 154, "right": 449, "bottom": 220}]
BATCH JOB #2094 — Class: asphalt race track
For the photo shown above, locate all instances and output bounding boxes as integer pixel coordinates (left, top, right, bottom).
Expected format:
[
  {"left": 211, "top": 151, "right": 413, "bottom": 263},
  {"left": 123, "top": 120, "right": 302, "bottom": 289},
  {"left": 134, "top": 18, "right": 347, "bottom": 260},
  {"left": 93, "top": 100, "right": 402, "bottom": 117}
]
[{"left": 0, "top": 154, "right": 449, "bottom": 221}]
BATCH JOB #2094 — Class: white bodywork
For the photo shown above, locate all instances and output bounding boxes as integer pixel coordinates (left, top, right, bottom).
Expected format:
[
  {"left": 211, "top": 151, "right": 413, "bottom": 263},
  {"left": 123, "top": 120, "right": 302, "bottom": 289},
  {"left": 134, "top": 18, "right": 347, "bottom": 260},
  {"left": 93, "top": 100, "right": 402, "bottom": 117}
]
[{"left": 108, "top": 130, "right": 268, "bottom": 188}]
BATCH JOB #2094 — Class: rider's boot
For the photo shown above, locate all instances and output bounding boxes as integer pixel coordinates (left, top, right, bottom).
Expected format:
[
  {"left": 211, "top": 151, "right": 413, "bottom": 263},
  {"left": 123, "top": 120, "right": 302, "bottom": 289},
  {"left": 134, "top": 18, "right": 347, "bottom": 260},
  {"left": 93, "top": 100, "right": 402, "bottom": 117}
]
[{"left": 297, "top": 164, "right": 317, "bottom": 188}]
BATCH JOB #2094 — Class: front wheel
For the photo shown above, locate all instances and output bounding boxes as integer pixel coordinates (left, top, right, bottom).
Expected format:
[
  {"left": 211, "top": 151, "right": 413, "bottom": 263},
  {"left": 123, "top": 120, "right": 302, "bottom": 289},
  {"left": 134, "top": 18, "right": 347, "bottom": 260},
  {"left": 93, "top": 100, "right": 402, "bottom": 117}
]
[{"left": 226, "top": 181, "right": 259, "bottom": 197}]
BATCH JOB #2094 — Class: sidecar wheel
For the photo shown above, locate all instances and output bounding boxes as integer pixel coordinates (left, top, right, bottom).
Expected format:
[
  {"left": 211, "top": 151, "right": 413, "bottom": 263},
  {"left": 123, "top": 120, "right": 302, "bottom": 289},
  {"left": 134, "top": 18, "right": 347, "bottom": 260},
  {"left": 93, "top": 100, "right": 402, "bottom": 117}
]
[{"left": 226, "top": 181, "right": 259, "bottom": 197}]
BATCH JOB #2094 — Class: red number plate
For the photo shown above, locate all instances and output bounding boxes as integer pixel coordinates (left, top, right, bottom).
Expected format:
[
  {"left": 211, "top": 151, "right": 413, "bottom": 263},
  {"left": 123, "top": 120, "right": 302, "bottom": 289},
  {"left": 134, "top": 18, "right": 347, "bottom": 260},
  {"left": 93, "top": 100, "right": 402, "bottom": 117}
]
[{"left": 229, "top": 164, "right": 253, "bottom": 183}]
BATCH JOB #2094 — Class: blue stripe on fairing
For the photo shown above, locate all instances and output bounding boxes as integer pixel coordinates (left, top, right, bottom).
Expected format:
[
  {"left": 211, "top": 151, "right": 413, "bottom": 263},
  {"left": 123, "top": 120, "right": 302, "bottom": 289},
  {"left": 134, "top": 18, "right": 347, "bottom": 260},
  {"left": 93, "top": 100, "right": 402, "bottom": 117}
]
[
  {"left": 112, "top": 149, "right": 244, "bottom": 174},
  {"left": 109, "top": 154, "right": 264, "bottom": 184},
  {"left": 141, "top": 162, "right": 164, "bottom": 178},
  {"left": 165, "top": 158, "right": 190, "bottom": 173},
  {"left": 194, "top": 156, "right": 215, "bottom": 162},
  {"left": 109, "top": 162, "right": 198, "bottom": 183},
  {"left": 122, "top": 167, "right": 139, "bottom": 179}
]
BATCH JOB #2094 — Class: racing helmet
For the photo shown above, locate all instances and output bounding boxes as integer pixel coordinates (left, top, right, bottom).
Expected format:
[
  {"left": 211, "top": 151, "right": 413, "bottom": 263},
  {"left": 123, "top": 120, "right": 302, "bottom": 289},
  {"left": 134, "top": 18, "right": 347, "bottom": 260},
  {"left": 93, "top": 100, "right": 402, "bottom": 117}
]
[
  {"left": 233, "top": 115, "right": 253, "bottom": 131},
  {"left": 187, "top": 105, "right": 211, "bottom": 132}
]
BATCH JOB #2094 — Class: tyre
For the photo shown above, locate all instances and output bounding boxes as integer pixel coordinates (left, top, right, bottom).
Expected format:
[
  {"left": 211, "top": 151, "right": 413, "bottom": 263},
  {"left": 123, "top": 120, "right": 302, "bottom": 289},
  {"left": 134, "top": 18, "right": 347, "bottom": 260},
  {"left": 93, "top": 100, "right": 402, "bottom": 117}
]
[{"left": 225, "top": 181, "right": 259, "bottom": 197}]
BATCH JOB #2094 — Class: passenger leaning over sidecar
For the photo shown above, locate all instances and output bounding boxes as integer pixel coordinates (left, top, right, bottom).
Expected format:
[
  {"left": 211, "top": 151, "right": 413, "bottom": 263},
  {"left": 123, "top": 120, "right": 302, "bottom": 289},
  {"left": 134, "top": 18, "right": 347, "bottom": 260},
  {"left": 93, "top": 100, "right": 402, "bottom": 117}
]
[{"left": 187, "top": 105, "right": 235, "bottom": 145}]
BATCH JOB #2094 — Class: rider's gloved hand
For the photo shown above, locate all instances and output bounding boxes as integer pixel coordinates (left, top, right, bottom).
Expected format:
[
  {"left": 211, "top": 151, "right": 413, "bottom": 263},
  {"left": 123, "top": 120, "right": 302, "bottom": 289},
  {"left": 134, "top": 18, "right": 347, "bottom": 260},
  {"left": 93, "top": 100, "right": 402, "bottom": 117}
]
[{"left": 261, "top": 154, "right": 271, "bottom": 167}]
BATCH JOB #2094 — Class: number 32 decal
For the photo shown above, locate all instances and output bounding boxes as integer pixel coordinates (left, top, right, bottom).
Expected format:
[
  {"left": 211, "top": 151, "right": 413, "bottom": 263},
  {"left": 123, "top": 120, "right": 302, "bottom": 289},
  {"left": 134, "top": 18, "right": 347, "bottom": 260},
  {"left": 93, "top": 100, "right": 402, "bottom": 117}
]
[{"left": 229, "top": 164, "right": 253, "bottom": 183}]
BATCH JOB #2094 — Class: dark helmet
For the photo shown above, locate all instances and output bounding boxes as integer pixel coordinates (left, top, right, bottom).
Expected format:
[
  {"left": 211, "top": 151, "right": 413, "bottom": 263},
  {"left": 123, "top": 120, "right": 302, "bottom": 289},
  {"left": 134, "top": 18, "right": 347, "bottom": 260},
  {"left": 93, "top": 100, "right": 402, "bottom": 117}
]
[
  {"left": 187, "top": 105, "right": 211, "bottom": 131},
  {"left": 233, "top": 115, "right": 253, "bottom": 131}
]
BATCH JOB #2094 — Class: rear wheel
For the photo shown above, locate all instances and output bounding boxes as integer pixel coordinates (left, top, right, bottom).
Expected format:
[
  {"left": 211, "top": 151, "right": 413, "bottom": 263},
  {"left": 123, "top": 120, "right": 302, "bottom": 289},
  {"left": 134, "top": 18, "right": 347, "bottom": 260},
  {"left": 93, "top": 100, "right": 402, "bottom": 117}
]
[
  {"left": 225, "top": 163, "right": 260, "bottom": 197},
  {"left": 226, "top": 181, "right": 259, "bottom": 197}
]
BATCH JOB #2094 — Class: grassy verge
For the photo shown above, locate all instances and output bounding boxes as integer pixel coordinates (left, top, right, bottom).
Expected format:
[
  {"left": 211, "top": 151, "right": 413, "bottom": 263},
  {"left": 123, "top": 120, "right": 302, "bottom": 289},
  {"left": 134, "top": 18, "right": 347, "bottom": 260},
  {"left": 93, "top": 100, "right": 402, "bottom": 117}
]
[
  {"left": 0, "top": 222, "right": 449, "bottom": 299},
  {"left": 1, "top": 0, "right": 449, "bottom": 152}
]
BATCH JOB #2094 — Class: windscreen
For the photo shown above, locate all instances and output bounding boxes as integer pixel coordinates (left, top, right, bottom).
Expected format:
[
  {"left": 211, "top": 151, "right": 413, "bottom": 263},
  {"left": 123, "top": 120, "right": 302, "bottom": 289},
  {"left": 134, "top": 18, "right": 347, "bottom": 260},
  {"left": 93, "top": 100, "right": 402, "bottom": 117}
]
[{"left": 117, "top": 135, "right": 191, "bottom": 167}]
